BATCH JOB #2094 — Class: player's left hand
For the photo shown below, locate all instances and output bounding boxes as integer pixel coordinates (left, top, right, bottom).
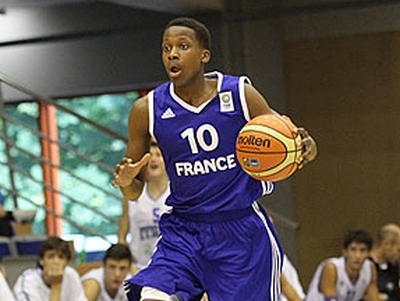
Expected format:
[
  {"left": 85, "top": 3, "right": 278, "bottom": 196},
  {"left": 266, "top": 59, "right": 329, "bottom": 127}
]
[{"left": 296, "top": 127, "right": 317, "bottom": 169}]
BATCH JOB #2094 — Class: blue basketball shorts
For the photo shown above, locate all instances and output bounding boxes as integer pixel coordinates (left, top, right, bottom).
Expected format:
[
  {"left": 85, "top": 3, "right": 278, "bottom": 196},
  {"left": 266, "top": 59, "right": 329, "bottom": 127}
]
[{"left": 125, "top": 202, "right": 283, "bottom": 301}]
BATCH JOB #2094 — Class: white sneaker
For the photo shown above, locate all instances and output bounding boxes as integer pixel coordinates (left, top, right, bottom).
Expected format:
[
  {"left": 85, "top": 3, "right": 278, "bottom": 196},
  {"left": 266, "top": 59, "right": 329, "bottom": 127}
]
[{"left": 13, "top": 209, "right": 37, "bottom": 224}]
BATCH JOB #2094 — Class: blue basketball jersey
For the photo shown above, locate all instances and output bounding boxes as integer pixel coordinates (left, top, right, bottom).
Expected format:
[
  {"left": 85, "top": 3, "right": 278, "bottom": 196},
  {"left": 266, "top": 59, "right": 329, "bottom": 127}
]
[{"left": 149, "top": 71, "right": 273, "bottom": 215}]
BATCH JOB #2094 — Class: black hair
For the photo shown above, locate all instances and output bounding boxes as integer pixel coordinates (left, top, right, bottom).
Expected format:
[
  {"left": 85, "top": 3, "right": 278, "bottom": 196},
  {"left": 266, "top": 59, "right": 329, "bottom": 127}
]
[
  {"left": 38, "top": 236, "right": 72, "bottom": 261},
  {"left": 165, "top": 17, "right": 211, "bottom": 50},
  {"left": 103, "top": 243, "right": 132, "bottom": 264},
  {"left": 343, "top": 229, "right": 373, "bottom": 250}
]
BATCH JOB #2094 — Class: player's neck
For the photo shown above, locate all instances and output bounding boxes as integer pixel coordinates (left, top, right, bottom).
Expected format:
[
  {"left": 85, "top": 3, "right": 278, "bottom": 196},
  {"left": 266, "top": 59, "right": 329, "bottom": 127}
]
[
  {"left": 147, "top": 175, "right": 168, "bottom": 199},
  {"left": 105, "top": 285, "right": 118, "bottom": 298},
  {"left": 174, "top": 77, "right": 217, "bottom": 107},
  {"left": 345, "top": 265, "right": 361, "bottom": 284}
]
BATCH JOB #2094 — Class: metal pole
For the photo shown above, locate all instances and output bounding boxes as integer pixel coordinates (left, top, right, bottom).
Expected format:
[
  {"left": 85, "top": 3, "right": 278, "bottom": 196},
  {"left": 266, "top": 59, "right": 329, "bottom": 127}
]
[{"left": 0, "top": 81, "right": 18, "bottom": 208}]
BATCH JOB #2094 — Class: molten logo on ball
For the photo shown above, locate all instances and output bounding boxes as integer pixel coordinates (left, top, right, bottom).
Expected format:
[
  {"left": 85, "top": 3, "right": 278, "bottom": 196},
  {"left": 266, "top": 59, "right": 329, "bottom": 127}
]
[{"left": 237, "top": 135, "right": 271, "bottom": 148}]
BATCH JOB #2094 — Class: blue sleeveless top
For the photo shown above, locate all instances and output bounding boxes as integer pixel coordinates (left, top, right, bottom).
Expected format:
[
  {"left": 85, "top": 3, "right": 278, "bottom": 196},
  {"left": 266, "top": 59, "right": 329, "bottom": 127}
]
[{"left": 149, "top": 71, "right": 273, "bottom": 215}]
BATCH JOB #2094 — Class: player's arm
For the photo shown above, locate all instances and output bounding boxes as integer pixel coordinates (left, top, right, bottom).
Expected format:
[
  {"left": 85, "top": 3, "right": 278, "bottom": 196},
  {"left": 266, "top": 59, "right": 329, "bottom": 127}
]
[
  {"left": 318, "top": 262, "right": 338, "bottom": 300},
  {"left": 118, "top": 197, "right": 130, "bottom": 244},
  {"left": 42, "top": 262, "right": 65, "bottom": 301},
  {"left": 245, "top": 83, "right": 278, "bottom": 118},
  {"left": 82, "top": 279, "right": 101, "bottom": 301},
  {"left": 364, "top": 261, "right": 381, "bottom": 301},
  {"left": 113, "top": 96, "right": 151, "bottom": 200},
  {"left": 49, "top": 284, "right": 62, "bottom": 301},
  {"left": 244, "top": 83, "right": 317, "bottom": 168},
  {"left": 281, "top": 273, "right": 304, "bottom": 301}
]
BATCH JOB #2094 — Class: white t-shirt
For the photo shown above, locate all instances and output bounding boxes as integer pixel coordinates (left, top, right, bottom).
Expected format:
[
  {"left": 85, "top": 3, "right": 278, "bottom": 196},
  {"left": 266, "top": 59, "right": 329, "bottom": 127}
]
[
  {"left": 13, "top": 266, "right": 87, "bottom": 301},
  {"left": 281, "top": 255, "right": 306, "bottom": 301},
  {"left": 81, "top": 267, "right": 130, "bottom": 301},
  {"left": 0, "top": 271, "right": 15, "bottom": 301},
  {"left": 128, "top": 182, "right": 171, "bottom": 268},
  {"left": 306, "top": 256, "right": 372, "bottom": 301}
]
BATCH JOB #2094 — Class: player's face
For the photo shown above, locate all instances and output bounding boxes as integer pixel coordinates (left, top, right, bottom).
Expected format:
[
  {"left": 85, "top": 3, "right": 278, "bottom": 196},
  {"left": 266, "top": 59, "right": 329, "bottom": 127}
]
[
  {"left": 104, "top": 258, "right": 131, "bottom": 293},
  {"left": 146, "top": 145, "right": 166, "bottom": 179},
  {"left": 343, "top": 242, "right": 370, "bottom": 271},
  {"left": 383, "top": 238, "right": 400, "bottom": 264},
  {"left": 39, "top": 250, "right": 68, "bottom": 271},
  {"left": 162, "top": 26, "right": 210, "bottom": 87}
]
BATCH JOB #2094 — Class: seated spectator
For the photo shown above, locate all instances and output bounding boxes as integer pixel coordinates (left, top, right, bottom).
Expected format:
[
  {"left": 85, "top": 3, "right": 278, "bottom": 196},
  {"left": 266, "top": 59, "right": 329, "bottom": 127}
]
[
  {"left": 306, "top": 229, "right": 380, "bottom": 301},
  {"left": 0, "top": 189, "right": 36, "bottom": 237},
  {"left": 81, "top": 243, "right": 133, "bottom": 301},
  {"left": 370, "top": 223, "right": 400, "bottom": 301},
  {"left": 13, "top": 236, "right": 87, "bottom": 301},
  {"left": 0, "top": 267, "right": 15, "bottom": 301}
]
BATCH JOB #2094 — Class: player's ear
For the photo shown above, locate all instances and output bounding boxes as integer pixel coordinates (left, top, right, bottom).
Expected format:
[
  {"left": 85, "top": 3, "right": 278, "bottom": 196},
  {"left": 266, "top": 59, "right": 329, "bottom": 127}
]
[{"left": 201, "top": 50, "right": 211, "bottom": 63}]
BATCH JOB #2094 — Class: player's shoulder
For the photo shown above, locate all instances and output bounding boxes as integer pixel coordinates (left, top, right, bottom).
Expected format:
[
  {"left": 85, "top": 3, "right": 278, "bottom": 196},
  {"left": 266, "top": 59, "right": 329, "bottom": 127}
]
[
  {"left": 323, "top": 261, "right": 337, "bottom": 271},
  {"left": 366, "top": 258, "right": 377, "bottom": 273},
  {"left": 134, "top": 95, "right": 148, "bottom": 108},
  {"left": 321, "top": 258, "right": 340, "bottom": 275},
  {"left": 130, "top": 95, "right": 149, "bottom": 119},
  {"left": 81, "top": 266, "right": 103, "bottom": 278},
  {"left": 64, "top": 265, "right": 82, "bottom": 280},
  {"left": 221, "top": 72, "right": 249, "bottom": 84},
  {"left": 19, "top": 267, "right": 40, "bottom": 279}
]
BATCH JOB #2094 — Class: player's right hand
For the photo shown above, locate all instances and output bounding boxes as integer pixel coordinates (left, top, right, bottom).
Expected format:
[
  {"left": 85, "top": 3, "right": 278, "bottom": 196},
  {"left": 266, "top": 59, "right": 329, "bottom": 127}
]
[{"left": 112, "top": 153, "right": 151, "bottom": 188}]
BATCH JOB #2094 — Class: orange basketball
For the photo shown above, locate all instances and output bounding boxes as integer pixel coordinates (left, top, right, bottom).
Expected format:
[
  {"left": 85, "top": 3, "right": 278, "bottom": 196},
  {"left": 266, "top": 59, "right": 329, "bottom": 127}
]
[{"left": 236, "top": 114, "right": 302, "bottom": 182}]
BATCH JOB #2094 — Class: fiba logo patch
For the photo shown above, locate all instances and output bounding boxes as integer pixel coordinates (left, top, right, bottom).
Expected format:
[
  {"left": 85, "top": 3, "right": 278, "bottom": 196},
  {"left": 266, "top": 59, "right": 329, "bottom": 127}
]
[
  {"left": 219, "top": 91, "right": 234, "bottom": 112},
  {"left": 242, "top": 157, "right": 260, "bottom": 168}
]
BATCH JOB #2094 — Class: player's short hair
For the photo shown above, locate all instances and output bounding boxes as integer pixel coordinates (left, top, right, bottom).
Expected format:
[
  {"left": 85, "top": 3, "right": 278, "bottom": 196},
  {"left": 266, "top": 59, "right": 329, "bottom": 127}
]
[
  {"left": 103, "top": 243, "right": 132, "bottom": 264},
  {"left": 165, "top": 17, "right": 211, "bottom": 50},
  {"left": 38, "top": 236, "right": 72, "bottom": 261},
  {"left": 343, "top": 229, "right": 373, "bottom": 250}
]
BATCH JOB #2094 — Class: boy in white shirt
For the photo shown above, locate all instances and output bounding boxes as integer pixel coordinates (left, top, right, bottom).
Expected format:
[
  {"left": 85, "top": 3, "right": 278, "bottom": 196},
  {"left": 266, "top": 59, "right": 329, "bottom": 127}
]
[
  {"left": 81, "top": 243, "right": 133, "bottom": 301},
  {"left": 13, "top": 236, "right": 87, "bottom": 301}
]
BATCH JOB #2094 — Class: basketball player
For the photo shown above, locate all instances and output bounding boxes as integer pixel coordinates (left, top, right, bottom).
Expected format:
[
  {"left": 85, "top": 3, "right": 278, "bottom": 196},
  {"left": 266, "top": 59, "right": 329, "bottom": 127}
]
[
  {"left": 118, "top": 140, "right": 170, "bottom": 269},
  {"left": 81, "top": 244, "right": 132, "bottom": 301},
  {"left": 306, "top": 229, "right": 380, "bottom": 301},
  {"left": 369, "top": 223, "right": 400, "bottom": 301},
  {"left": 112, "top": 17, "right": 317, "bottom": 301},
  {"left": 0, "top": 269, "right": 15, "bottom": 301},
  {"left": 13, "top": 236, "right": 87, "bottom": 301}
]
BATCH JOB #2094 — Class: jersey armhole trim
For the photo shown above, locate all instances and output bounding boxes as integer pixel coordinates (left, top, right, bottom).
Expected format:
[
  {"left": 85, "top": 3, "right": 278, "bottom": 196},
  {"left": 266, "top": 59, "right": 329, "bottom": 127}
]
[
  {"left": 148, "top": 90, "right": 155, "bottom": 137},
  {"left": 239, "top": 76, "right": 251, "bottom": 121}
]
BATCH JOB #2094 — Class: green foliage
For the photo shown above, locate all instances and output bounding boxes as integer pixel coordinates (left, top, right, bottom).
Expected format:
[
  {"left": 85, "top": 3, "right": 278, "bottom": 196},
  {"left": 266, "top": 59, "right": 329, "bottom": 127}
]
[
  {"left": 1, "top": 91, "right": 138, "bottom": 238},
  {"left": 57, "top": 92, "right": 137, "bottom": 170}
]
